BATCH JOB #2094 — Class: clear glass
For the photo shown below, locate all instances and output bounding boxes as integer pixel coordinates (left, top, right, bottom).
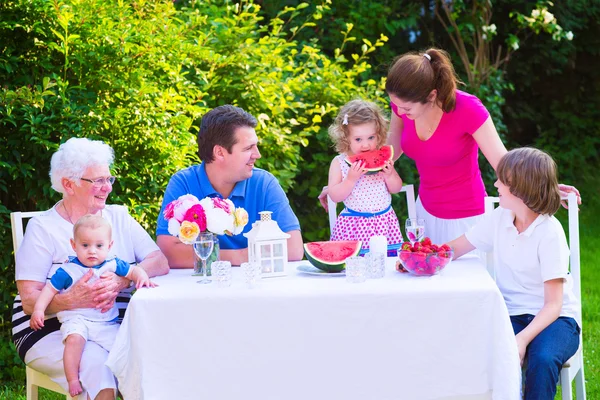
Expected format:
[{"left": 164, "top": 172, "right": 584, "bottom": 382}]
[
  {"left": 366, "top": 252, "right": 386, "bottom": 279},
  {"left": 193, "top": 232, "right": 214, "bottom": 284},
  {"left": 241, "top": 261, "right": 261, "bottom": 288},
  {"left": 345, "top": 256, "right": 367, "bottom": 283},
  {"left": 405, "top": 218, "right": 425, "bottom": 244},
  {"left": 212, "top": 261, "right": 232, "bottom": 288}
]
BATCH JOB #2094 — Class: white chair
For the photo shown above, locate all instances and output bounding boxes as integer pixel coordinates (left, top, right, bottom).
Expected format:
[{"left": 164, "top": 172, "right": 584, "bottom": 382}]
[
  {"left": 484, "top": 193, "right": 586, "bottom": 399},
  {"left": 11, "top": 211, "right": 74, "bottom": 400},
  {"left": 327, "top": 184, "right": 417, "bottom": 235}
]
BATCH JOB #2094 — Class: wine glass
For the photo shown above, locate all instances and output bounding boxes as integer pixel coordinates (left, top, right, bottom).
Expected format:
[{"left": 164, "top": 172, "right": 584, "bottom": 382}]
[
  {"left": 405, "top": 218, "right": 425, "bottom": 245},
  {"left": 193, "top": 232, "right": 214, "bottom": 284}
]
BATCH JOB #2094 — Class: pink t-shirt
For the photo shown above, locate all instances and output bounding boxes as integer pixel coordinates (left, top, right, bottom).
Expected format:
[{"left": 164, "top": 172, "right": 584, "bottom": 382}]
[{"left": 391, "top": 90, "right": 489, "bottom": 219}]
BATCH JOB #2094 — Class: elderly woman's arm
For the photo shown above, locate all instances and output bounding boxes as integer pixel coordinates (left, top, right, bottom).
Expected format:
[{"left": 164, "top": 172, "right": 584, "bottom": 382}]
[
  {"left": 96, "top": 250, "right": 169, "bottom": 311},
  {"left": 18, "top": 270, "right": 102, "bottom": 315},
  {"left": 136, "top": 250, "right": 169, "bottom": 277}
]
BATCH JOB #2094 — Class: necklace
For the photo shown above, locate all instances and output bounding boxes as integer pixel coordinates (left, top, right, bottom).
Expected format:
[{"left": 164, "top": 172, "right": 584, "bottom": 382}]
[{"left": 62, "top": 201, "right": 75, "bottom": 225}]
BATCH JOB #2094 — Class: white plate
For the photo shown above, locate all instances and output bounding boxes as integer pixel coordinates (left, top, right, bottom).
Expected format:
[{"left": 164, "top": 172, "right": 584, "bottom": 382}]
[{"left": 296, "top": 264, "right": 345, "bottom": 276}]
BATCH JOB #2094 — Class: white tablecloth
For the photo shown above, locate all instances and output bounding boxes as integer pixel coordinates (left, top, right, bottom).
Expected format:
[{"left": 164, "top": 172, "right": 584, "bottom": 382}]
[{"left": 107, "top": 256, "right": 520, "bottom": 400}]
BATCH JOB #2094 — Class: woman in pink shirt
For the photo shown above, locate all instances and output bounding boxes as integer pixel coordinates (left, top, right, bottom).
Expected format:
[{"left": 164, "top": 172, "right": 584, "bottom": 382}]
[
  {"left": 320, "top": 47, "right": 580, "bottom": 245},
  {"left": 383, "top": 47, "right": 580, "bottom": 244},
  {"left": 384, "top": 48, "right": 505, "bottom": 244}
]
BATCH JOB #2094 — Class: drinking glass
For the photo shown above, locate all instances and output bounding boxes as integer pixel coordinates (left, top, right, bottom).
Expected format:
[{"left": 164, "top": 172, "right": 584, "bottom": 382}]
[
  {"left": 193, "top": 233, "right": 214, "bottom": 284},
  {"left": 345, "top": 256, "right": 367, "bottom": 283},
  {"left": 212, "top": 261, "right": 232, "bottom": 288},
  {"left": 241, "top": 261, "right": 261, "bottom": 288},
  {"left": 366, "top": 252, "right": 386, "bottom": 279},
  {"left": 405, "top": 218, "right": 425, "bottom": 244}
]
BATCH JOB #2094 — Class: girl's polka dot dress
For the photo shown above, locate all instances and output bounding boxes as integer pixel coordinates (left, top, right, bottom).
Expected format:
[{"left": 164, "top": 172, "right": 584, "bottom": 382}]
[{"left": 330, "top": 154, "right": 404, "bottom": 248}]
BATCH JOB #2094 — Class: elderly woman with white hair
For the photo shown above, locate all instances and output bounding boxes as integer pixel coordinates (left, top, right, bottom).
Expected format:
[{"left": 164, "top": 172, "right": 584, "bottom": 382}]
[{"left": 12, "top": 137, "right": 169, "bottom": 400}]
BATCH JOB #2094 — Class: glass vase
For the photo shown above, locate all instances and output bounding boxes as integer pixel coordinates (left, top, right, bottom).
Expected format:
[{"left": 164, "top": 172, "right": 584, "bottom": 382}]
[{"left": 193, "top": 236, "right": 220, "bottom": 276}]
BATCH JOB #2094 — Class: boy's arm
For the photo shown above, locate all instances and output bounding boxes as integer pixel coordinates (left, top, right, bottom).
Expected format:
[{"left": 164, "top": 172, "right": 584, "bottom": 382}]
[
  {"left": 446, "top": 235, "right": 477, "bottom": 260},
  {"left": 514, "top": 279, "right": 563, "bottom": 365},
  {"left": 126, "top": 266, "right": 157, "bottom": 289},
  {"left": 30, "top": 284, "right": 59, "bottom": 330}
]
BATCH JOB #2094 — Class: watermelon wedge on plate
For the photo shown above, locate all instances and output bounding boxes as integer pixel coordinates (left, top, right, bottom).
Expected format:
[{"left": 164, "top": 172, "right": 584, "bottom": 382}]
[
  {"left": 344, "top": 145, "right": 394, "bottom": 175},
  {"left": 304, "top": 241, "right": 362, "bottom": 272}
]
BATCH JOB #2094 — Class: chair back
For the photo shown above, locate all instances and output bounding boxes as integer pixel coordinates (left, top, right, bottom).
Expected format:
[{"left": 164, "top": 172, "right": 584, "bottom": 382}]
[
  {"left": 483, "top": 193, "right": 581, "bottom": 326},
  {"left": 11, "top": 211, "right": 45, "bottom": 263},
  {"left": 328, "top": 184, "right": 417, "bottom": 235}
]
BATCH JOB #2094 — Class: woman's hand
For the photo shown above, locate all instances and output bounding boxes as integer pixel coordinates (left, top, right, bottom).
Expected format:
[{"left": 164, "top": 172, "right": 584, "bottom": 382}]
[
  {"left": 318, "top": 186, "right": 329, "bottom": 211},
  {"left": 96, "top": 271, "right": 130, "bottom": 313},
  {"left": 61, "top": 269, "right": 104, "bottom": 310},
  {"left": 558, "top": 184, "right": 582, "bottom": 209}
]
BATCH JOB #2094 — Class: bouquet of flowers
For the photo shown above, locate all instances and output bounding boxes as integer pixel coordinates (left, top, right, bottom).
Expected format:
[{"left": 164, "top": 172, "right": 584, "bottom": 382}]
[{"left": 163, "top": 194, "right": 249, "bottom": 244}]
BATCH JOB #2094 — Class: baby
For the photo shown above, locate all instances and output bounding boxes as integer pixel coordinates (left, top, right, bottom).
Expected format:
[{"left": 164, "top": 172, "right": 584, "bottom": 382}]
[{"left": 30, "top": 214, "right": 156, "bottom": 396}]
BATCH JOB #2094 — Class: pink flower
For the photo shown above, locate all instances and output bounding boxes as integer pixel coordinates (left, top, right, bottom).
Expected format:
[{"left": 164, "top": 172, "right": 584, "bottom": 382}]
[
  {"left": 164, "top": 200, "right": 179, "bottom": 220},
  {"left": 212, "top": 197, "right": 232, "bottom": 214},
  {"left": 183, "top": 204, "right": 207, "bottom": 232}
]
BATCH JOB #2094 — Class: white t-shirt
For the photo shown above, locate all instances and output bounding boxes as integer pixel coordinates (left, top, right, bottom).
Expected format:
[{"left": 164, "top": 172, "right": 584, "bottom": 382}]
[{"left": 465, "top": 206, "right": 578, "bottom": 320}]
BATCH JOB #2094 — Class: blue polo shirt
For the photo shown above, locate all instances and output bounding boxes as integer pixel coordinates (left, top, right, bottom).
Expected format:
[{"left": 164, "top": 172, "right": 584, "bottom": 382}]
[{"left": 156, "top": 163, "right": 301, "bottom": 249}]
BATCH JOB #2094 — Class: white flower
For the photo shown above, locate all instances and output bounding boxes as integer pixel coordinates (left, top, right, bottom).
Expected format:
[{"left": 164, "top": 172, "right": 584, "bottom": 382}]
[
  {"left": 178, "top": 194, "right": 199, "bottom": 203},
  {"left": 511, "top": 41, "right": 520, "bottom": 51},
  {"left": 199, "top": 197, "right": 214, "bottom": 211},
  {"left": 543, "top": 11, "right": 555, "bottom": 24},
  {"left": 488, "top": 24, "right": 496, "bottom": 34},
  {"left": 482, "top": 33, "right": 487, "bottom": 40},
  {"left": 566, "top": 31, "right": 574, "bottom": 41},
  {"left": 205, "top": 208, "right": 235, "bottom": 235},
  {"left": 168, "top": 219, "right": 181, "bottom": 236},
  {"left": 531, "top": 9, "right": 540, "bottom": 19}
]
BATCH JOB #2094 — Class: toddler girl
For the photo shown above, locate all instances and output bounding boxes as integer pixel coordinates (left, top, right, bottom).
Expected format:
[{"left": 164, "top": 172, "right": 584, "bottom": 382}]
[{"left": 328, "top": 99, "right": 404, "bottom": 249}]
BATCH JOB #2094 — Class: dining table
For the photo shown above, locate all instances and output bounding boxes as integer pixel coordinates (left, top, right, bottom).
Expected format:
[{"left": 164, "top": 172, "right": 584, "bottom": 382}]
[{"left": 106, "top": 255, "right": 521, "bottom": 400}]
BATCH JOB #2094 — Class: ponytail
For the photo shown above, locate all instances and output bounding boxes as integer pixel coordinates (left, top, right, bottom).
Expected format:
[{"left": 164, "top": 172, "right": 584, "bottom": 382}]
[{"left": 386, "top": 48, "right": 462, "bottom": 112}]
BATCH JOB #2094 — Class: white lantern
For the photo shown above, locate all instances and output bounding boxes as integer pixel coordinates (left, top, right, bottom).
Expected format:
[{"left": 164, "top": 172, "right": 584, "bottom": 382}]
[{"left": 243, "top": 211, "right": 290, "bottom": 278}]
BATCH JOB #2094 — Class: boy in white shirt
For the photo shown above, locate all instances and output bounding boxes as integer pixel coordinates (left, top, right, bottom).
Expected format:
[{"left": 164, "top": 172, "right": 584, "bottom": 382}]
[
  {"left": 447, "top": 147, "right": 579, "bottom": 399},
  {"left": 30, "top": 214, "right": 157, "bottom": 397}
]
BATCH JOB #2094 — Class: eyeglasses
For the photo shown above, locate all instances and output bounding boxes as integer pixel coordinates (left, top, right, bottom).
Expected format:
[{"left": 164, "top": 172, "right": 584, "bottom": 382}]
[{"left": 79, "top": 176, "right": 116, "bottom": 187}]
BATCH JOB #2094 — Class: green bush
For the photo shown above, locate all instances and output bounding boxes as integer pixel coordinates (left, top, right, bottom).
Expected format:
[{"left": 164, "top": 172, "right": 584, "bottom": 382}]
[{"left": 0, "top": 0, "right": 389, "bottom": 381}]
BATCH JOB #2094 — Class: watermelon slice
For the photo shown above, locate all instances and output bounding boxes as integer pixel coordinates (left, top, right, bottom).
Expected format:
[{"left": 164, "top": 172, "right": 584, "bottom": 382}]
[
  {"left": 304, "top": 241, "right": 362, "bottom": 272},
  {"left": 344, "top": 145, "right": 394, "bottom": 174}
]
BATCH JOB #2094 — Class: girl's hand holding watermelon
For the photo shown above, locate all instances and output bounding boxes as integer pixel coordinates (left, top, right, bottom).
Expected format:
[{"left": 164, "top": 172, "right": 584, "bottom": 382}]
[
  {"left": 347, "top": 160, "right": 367, "bottom": 183},
  {"left": 381, "top": 159, "right": 403, "bottom": 193}
]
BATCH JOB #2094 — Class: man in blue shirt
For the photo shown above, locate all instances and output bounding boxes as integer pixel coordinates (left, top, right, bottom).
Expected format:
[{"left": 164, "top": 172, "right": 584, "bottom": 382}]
[{"left": 156, "top": 105, "right": 303, "bottom": 267}]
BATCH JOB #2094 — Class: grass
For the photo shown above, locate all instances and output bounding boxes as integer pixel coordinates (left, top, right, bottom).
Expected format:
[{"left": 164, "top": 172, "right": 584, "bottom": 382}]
[{"left": 2, "top": 177, "right": 599, "bottom": 399}]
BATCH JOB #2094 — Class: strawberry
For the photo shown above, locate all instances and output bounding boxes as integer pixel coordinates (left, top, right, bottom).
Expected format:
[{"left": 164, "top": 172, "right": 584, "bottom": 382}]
[
  {"left": 412, "top": 251, "right": 427, "bottom": 264},
  {"left": 427, "top": 254, "right": 441, "bottom": 268},
  {"left": 399, "top": 251, "right": 411, "bottom": 262},
  {"left": 421, "top": 237, "right": 432, "bottom": 247},
  {"left": 401, "top": 241, "right": 412, "bottom": 251},
  {"left": 413, "top": 242, "right": 423, "bottom": 252}
]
